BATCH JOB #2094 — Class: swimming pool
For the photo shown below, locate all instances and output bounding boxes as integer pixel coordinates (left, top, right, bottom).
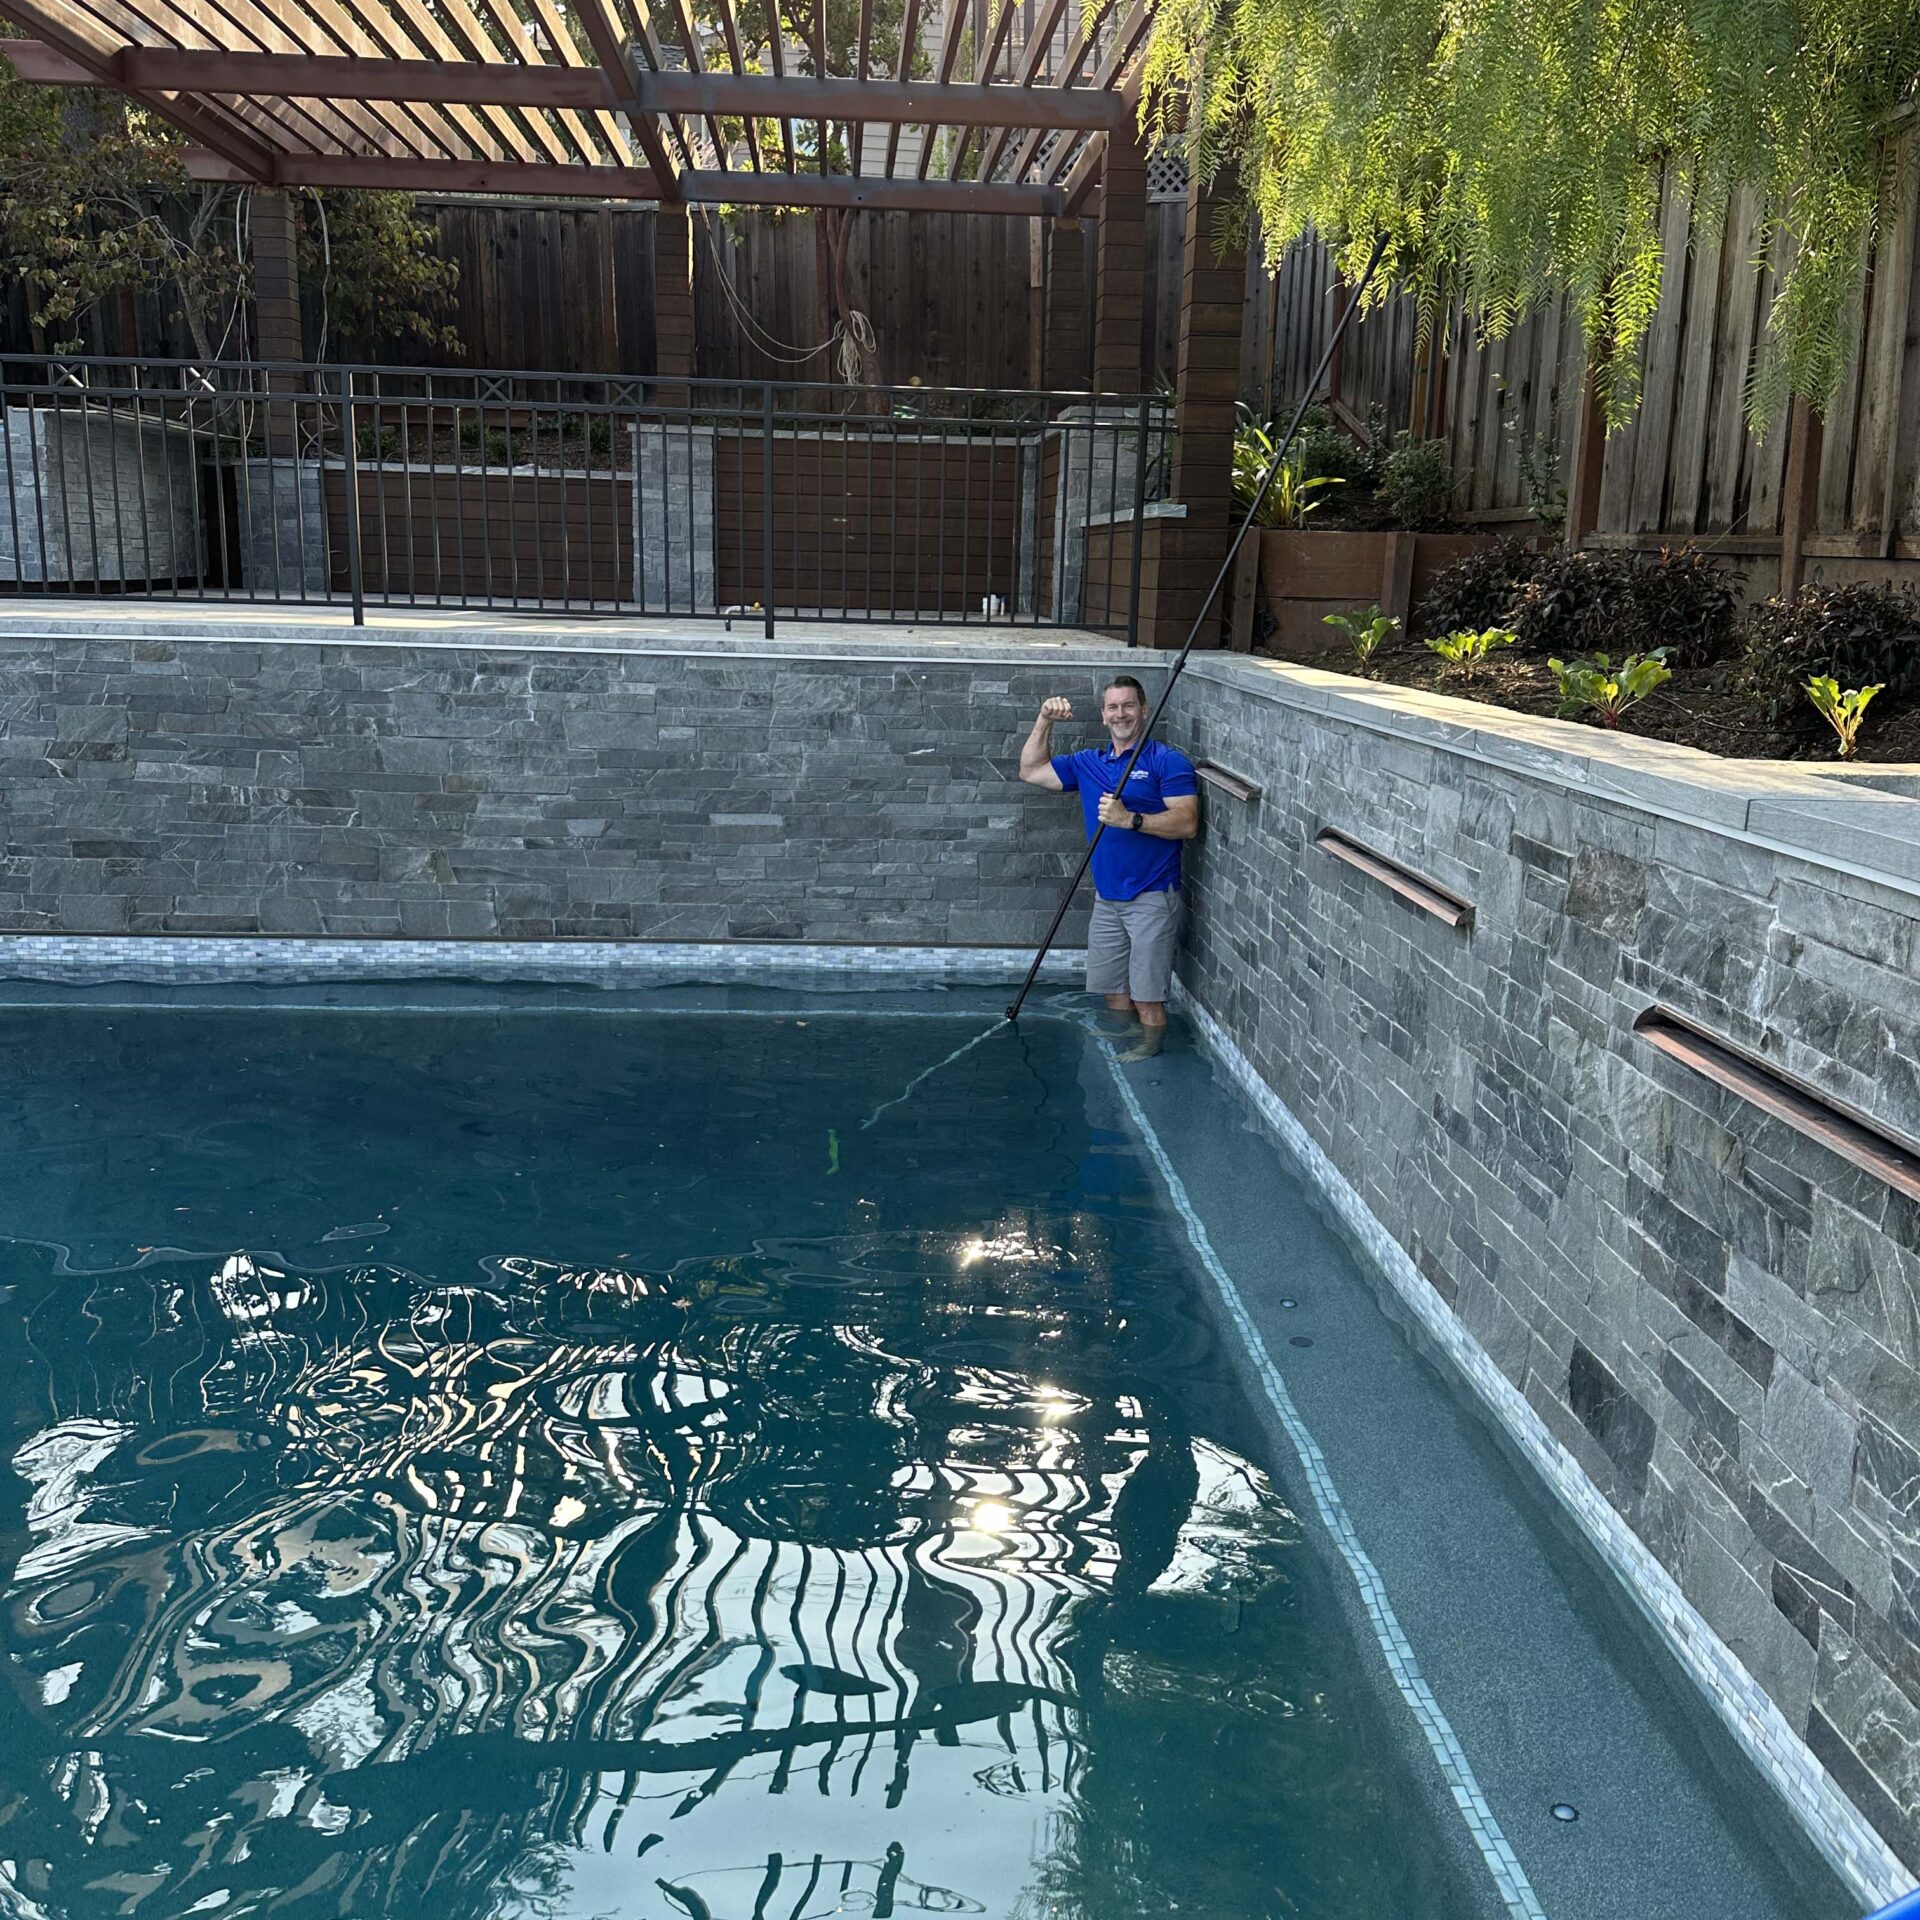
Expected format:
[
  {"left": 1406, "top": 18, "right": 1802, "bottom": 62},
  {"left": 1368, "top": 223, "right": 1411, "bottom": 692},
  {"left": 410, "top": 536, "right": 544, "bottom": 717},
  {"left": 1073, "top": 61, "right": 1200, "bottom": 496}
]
[{"left": 0, "top": 983, "right": 1856, "bottom": 1919}]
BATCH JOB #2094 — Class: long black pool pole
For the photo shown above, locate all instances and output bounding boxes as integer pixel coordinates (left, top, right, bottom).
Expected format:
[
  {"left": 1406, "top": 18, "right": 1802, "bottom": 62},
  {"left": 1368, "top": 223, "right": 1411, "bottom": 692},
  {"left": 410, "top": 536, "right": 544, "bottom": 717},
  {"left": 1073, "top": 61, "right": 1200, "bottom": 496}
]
[{"left": 1006, "top": 231, "right": 1392, "bottom": 1023}]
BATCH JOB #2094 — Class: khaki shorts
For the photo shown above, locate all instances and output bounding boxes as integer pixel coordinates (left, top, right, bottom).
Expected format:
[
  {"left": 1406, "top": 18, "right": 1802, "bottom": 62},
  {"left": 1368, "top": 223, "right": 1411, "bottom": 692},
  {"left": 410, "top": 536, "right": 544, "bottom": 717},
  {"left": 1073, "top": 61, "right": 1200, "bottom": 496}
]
[{"left": 1086, "top": 888, "right": 1181, "bottom": 1003}]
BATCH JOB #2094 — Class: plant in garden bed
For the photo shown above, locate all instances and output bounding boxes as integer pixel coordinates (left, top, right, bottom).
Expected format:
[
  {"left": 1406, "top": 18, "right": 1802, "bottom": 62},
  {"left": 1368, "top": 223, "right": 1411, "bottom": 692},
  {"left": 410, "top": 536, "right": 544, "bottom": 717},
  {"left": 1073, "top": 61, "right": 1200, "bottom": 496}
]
[
  {"left": 1549, "top": 649, "right": 1674, "bottom": 726},
  {"left": 1740, "top": 582, "right": 1920, "bottom": 734},
  {"left": 1427, "top": 627, "right": 1518, "bottom": 675},
  {"left": 1416, "top": 537, "right": 1541, "bottom": 638},
  {"left": 1235, "top": 409, "right": 1344, "bottom": 526},
  {"left": 1805, "top": 676, "right": 1883, "bottom": 758},
  {"left": 1325, "top": 605, "right": 1399, "bottom": 672},
  {"left": 1381, "top": 438, "right": 1455, "bottom": 529}
]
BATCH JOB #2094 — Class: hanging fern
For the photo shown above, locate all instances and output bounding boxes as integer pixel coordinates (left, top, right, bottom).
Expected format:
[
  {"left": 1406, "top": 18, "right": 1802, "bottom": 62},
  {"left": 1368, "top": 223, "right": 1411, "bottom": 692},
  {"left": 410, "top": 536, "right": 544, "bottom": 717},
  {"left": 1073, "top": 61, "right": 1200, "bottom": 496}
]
[{"left": 1137, "top": 0, "right": 1920, "bottom": 429}]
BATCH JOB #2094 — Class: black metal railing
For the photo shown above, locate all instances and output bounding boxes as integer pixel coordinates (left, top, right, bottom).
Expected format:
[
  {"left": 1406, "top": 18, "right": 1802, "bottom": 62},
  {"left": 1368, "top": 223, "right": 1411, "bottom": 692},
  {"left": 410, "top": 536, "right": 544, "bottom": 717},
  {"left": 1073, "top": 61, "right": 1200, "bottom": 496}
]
[{"left": 0, "top": 355, "right": 1171, "bottom": 636}]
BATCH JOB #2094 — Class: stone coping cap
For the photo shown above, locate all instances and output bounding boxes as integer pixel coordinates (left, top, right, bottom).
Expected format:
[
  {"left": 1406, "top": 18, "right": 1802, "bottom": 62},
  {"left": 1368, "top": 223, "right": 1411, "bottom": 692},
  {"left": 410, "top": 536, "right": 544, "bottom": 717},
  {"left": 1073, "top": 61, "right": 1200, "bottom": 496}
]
[
  {"left": 0, "top": 604, "right": 1142, "bottom": 665},
  {"left": 1186, "top": 655, "right": 1920, "bottom": 895}
]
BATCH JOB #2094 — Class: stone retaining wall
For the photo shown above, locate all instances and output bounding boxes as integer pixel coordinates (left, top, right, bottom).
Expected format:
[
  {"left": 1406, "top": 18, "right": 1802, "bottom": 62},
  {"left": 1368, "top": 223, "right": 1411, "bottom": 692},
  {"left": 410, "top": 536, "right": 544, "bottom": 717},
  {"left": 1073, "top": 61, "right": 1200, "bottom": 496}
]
[
  {"left": 1166, "top": 656, "right": 1920, "bottom": 1876},
  {"left": 0, "top": 631, "right": 1145, "bottom": 943}
]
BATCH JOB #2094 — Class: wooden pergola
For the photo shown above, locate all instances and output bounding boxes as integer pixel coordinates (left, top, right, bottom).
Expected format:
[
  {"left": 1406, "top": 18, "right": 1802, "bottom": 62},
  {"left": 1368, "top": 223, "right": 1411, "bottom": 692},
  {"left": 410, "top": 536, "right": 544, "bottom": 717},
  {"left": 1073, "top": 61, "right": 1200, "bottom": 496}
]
[
  {"left": 0, "top": 0, "right": 1151, "bottom": 216},
  {"left": 0, "top": 0, "right": 1252, "bottom": 649}
]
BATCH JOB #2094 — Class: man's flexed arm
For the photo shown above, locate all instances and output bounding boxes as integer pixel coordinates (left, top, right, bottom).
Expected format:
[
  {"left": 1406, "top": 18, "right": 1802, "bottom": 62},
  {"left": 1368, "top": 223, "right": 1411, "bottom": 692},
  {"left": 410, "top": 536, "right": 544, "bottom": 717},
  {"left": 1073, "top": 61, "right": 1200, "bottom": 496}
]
[{"left": 1018, "top": 697, "right": 1072, "bottom": 789}]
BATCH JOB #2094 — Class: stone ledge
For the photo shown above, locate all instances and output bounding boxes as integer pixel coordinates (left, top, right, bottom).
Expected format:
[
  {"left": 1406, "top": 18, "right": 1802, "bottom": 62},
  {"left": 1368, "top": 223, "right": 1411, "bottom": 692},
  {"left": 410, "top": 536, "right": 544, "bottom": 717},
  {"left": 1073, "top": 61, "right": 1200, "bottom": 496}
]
[{"left": 1183, "top": 655, "right": 1920, "bottom": 897}]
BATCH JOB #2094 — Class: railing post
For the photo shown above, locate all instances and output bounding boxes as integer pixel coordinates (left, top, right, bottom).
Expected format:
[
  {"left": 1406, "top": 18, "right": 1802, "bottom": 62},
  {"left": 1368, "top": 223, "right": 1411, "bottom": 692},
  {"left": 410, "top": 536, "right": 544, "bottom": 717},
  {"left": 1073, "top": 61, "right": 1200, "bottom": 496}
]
[
  {"left": 761, "top": 381, "right": 776, "bottom": 639},
  {"left": 1126, "top": 395, "right": 1150, "bottom": 648},
  {"left": 340, "top": 366, "right": 365, "bottom": 627}
]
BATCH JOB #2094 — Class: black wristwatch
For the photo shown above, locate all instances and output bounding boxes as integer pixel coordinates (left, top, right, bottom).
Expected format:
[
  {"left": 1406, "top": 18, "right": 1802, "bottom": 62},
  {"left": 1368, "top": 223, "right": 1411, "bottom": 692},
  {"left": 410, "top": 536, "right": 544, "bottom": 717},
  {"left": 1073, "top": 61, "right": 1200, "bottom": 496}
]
[{"left": 1129, "top": 810, "right": 1144, "bottom": 832}]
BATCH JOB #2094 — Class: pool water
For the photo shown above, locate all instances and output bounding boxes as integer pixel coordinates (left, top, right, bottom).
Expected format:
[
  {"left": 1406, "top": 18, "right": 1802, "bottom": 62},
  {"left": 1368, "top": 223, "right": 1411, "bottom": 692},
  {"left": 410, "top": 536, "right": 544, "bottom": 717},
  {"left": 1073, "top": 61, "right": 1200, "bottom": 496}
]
[{"left": 0, "top": 993, "right": 1488, "bottom": 1920}]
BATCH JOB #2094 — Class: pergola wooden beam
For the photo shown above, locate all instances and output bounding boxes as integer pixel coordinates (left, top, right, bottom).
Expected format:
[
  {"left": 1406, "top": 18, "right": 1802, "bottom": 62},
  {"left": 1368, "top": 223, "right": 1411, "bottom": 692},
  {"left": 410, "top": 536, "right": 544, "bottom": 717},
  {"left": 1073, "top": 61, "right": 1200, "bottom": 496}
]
[
  {"left": 635, "top": 71, "right": 1128, "bottom": 128},
  {"left": 175, "top": 146, "right": 1064, "bottom": 209},
  {"left": 946, "top": 0, "right": 1023, "bottom": 178},
  {"left": 1, "top": 39, "right": 1128, "bottom": 129},
  {"left": 182, "top": 149, "right": 667, "bottom": 196},
  {"left": 682, "top": 168, "right": 1061, "bottom": 213},
  {"left": 976, "top": 0, "right": 1071, "bottom": 181},
  {"left": 883, "top": 0, "right": 923, "bottom": 176},
  {"left": 0, "top": 8, "right": 279, "bottom": 182},
  {"left": 571, "top": 0, "right": 690, "bottom": 188}
]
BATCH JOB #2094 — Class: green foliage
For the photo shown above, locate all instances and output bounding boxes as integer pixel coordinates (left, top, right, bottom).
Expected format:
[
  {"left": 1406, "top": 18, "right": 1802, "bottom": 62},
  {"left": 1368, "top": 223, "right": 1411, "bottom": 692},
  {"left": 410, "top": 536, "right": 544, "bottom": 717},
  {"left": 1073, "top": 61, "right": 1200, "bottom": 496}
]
[
  {"left": 1137, "top": 0, "right": 1920, "bottom": 428},
  {"left": 1805, "top": 675, "right": 1884, "bottom": 757},
  {"left": 1427, "top": 626, "right": 1518, "bottom": 673},
  {"left": 1324, "top": 604, "right": 1400, "bottom": 668},
  {"left": 356, "top": 422, "right": 401, "bottom": 460},
  {"left": 1429, "top": 543, "right": 1740, "bottom": 663},
  {"left": 1234, "top": 407, "right": 1344, "bottom": 525},
  {"left": 1269, "top": 459, "right": 1342, "bottom": 527},
  {"left": 1380, "top": 436, "right": 1454, "bottom": 528},
  {"left": 1740, "top": 580, "right": 1920, "bottom": 729},
  {"left": 1416, "top": 537, "right": 1542, "bottom": 638},
  {"left": 0, "top": 48, "right": 459, "bottom": 360},
  {"left": 300, "top": 191, "right": 459, "bottom": 357},
  {"left": 1548, "top": 649, "right": 1674, "bottom": 726},
  {"left": 1291, "top": 405, "right": 1368, "bottom": 486}
]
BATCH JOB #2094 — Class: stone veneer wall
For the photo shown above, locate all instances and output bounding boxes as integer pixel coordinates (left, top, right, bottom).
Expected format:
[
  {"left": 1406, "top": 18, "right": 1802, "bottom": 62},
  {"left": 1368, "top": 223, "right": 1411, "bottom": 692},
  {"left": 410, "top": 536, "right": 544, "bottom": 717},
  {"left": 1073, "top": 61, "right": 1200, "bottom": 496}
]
[
  {"left": 1165, "top": 656, "right": 1920, "bottom": 1875},
  {"left": 0, "top": 632, "right": 1151, "bottom": 942}
]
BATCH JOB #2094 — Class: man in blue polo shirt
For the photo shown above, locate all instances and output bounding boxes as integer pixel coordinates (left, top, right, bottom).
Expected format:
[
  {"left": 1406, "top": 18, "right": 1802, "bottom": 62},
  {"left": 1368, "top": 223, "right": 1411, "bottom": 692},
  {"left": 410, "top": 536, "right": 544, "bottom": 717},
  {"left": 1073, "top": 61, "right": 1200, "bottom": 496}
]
[{"left": 1018, "top": 674, "right": 1199, "bottom": 1052}]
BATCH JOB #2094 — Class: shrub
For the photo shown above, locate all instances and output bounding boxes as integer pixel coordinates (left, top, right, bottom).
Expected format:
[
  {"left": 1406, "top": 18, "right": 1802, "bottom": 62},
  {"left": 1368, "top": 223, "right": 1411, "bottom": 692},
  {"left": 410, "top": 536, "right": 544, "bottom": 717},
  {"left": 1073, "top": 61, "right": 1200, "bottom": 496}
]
[
  {"left": 1505, "top": 545, "right": 1740, "bottom": 663},
  {"left": 1416, "top": 536, "right": 1541, "bottom": 638},
  {"left": 1620, "top": 545, "right": 1742, "bottom": 664},
  {"left": 1549, "top": 650, "right": 1674, "bottom": 726},
  {"left": 1740, "top": 581, "right": 1920, "bottom": 731},
  {"left": 1381, "top": 437, "right": 1455, "bottom": 528},
  {"left": 1291, "top": 405, "right": 1369, "bottom": 487}
]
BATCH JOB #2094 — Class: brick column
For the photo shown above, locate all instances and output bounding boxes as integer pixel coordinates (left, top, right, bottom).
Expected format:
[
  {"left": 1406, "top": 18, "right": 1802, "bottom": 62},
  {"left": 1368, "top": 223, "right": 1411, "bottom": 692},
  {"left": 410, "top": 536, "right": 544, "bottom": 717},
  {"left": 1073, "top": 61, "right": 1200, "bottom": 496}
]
[
  {"left": 1043, "top": 216, "right": 1090, "bottom": 391},
  {"left": 1139, "top": 165, "right": 1248, "bottom": 648},
  {"left": 654, "top": 201, "right": 695, "bottom": 400},
  {"left": 251, "top": 189, "right": 303, "bottom": 454},
  {"left": 1091, "top": 123, "right": 1149, "bottom": 393}
]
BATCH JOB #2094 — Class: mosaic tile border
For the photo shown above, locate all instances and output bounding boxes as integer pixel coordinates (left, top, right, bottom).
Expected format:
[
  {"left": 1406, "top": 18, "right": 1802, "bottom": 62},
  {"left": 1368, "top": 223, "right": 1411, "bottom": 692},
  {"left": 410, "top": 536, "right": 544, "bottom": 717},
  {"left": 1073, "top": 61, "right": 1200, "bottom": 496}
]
[
  {"left": 0, "top": 936, "right": 1085, "bottom": 988},
  {"left": 1105, "top": 1051, "right": 1547, "bottom": 1920},
  {"left": 1170, "top": 981, "right": 1912, "bottom": 1913}
]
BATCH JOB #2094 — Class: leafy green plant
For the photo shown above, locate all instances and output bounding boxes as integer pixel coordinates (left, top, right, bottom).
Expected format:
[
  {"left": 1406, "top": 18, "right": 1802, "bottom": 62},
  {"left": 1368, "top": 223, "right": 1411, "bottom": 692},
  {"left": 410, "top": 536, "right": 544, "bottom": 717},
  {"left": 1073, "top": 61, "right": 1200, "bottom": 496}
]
[
  {"left": 1291, "top": 405, "right": 1368, "bottom": 487},
  {"left": 356, "top": 423, "right": 401, "bottom": 461},
  {"left": 1381, "top": 436, "right": 1455, "bottom": 529},
  {"left": 1324, "top": 605, "right": 1399, "bottom": 670},
  {"left": 1741, "top": 582, "right": 1920, "bottom": 732},
  {"left": 1232, "top": 409, "right": 1282, "bottom": 519},
  {"left": 1427, "top": 627, "right": 1518, "bottom": 674},
  {"left": 1269, "top": 459, "right": 1341, "bottom": 528},
  {"left": 1138, "top": 0, "right": 1920, "bottom": 428},
  {"left": 1548, "top": 649, "right": 1674, "bottom": 726},
  {"left": 1805, "top": 675, "right": 1883, "bottom": 758},
  {"left": 1417, "top": 537, "right": 1542, "bottom": 639},
  {"left": 1507, "top": 545, "right": 1740, "bottom": 663}
]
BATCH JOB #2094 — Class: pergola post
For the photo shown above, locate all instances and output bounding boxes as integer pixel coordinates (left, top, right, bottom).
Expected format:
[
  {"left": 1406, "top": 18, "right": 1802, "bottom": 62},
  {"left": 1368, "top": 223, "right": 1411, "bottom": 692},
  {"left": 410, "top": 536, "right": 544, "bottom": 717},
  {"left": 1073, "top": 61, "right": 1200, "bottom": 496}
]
[
  {"left": 1091, "top": 123, "right": 1148, "bottom": 393},
  {"left": 653, "top": 200, "right": 696, "bottom": 396},
  {"left": 251, "top": 189, "right": 304, "bottom": 454},
  {"left": 1043, "top": 215, "right": 1090, "bottom": 391},
  {"left": 1137, "top": 163, "right": 1248, "bottom": 648}
]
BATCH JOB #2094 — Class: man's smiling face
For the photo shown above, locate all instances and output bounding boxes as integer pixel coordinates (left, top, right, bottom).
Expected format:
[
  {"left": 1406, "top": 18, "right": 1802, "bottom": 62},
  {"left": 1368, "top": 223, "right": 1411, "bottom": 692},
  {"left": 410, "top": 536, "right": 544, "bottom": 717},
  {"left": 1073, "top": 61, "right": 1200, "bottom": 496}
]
[{"left": 1101, "top": 684, "right": 1144, "bottom": 747}]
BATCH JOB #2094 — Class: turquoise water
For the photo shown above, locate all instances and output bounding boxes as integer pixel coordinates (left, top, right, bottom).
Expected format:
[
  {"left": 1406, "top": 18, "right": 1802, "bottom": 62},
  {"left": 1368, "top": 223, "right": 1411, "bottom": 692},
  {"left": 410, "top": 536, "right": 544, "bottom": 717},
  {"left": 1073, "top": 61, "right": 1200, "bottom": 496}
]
[{"left": 0, "top": 993, "right": 1484, "bottom": 1920}]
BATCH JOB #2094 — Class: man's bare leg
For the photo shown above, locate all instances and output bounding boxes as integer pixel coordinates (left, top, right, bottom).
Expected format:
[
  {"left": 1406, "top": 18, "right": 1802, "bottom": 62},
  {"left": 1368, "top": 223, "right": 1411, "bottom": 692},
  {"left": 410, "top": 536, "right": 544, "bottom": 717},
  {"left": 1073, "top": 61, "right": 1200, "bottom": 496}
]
[{"left": 1117, "top": 999, "right": 1166, "bottom": 1059}]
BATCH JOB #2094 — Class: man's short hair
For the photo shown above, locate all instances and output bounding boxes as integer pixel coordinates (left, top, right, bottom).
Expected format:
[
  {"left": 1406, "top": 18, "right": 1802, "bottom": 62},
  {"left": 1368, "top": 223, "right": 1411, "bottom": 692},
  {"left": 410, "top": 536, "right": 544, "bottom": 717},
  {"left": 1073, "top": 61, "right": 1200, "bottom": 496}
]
[{"left": 1104, "top": 674, "right": 1147, "bottom": 704}]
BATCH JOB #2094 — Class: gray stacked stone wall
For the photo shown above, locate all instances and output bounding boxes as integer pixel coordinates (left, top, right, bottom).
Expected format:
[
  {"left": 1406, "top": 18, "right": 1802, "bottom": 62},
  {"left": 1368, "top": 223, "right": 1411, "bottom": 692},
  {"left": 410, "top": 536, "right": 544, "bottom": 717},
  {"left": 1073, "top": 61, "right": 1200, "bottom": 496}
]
[
  {"left": 0, "top": 634, "right": 1123, "bottom": 944},
  {"left": 3, "top": 408, "right": 203, "bottom": 585},
  {"left": 1164, "top": 655, "right": 1920, "bottom": 1873}
]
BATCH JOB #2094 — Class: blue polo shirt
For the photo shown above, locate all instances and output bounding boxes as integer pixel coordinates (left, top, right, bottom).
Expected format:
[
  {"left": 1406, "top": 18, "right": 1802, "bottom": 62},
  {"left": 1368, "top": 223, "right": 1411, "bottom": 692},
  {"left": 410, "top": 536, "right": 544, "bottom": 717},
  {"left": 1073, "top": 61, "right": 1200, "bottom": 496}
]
[{"left": 1052, "top": 739, "right": 1198, "bottom": 900}]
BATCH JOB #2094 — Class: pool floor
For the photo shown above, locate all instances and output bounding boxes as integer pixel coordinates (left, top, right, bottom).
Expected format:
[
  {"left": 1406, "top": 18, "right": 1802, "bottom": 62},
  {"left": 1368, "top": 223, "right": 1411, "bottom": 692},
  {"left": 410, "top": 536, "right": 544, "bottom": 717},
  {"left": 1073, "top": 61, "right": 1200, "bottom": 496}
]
[{"left": 0, "top": 983, "right": 1856, "bottom": 1920}]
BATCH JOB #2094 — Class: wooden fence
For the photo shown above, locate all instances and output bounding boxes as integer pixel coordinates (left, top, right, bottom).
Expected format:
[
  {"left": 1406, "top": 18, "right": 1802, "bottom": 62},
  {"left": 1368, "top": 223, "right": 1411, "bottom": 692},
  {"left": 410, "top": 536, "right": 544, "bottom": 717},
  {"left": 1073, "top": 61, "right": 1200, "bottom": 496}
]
[
  {"left": 1264, "top": 150, "right": 1920, "bottom": 597},
  {"left": 2, "top": 198, "right": 1198, "bottom": 395}
]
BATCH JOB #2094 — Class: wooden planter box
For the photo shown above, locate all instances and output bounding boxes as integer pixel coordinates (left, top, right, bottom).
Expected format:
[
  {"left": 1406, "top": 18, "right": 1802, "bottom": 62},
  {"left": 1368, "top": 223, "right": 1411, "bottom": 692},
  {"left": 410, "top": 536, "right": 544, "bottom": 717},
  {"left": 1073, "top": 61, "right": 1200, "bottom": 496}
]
[{"left": 1257, "top": 528, "right": 1512, "bottom": 659}]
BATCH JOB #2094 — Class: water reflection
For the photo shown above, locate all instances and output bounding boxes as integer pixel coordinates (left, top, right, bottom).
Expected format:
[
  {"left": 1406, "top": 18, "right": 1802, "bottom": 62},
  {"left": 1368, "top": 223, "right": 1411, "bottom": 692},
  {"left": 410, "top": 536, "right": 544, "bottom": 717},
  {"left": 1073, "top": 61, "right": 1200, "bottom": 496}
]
[{"left": 0, "top": 1220, "right": 1310, "bottom": 1919}]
